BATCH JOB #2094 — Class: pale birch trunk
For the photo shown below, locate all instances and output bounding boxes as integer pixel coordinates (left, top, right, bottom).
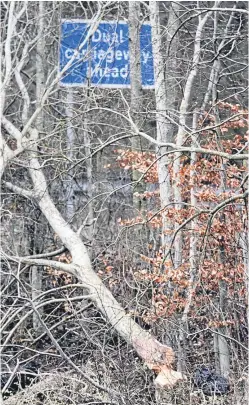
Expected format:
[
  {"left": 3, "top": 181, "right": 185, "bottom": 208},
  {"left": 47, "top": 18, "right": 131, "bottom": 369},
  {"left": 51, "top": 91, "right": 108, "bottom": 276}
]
[
  {"left": 129, "top": 1, "right": 145, "bottom": 212},
  {"left": 212, "top": 59, "right": 230, "bottom": 378},
  {"left": 66, "top": 89, "right": 75, "bottom": 220},
  {"left": 188, "top": 111, "right": 198, "bottom": 317},
  {"left": 202, "top": 4, "right": 238, "bottom": 377},
  {"left": 149, "top": 1, "right": 180, "bottom": 251},
  {"left": 65, "top": 90, "right": 93, "bottom": 257},
  {"left": 201, "top": 3, "right": 237, "bottom": 111},
  {"left": 32, "top": 0, "right": 45, "bottom": 335},
  {"left": 81, "top": 37, "right": 94, "bottom": 257},
  {"left": 0, "top": 3, "right": 27, "bottom": 180},
  {"left": 177, "top": 111, "right": 199, "bottom": 373},
  {"left": 172, "top": 6, "right": 216, "bottom": 268},
  {"left": 149, "top": 3, "right": 183, "bottom": 400},
  {"left": 240, "top": 229, "right": 248, "bottom": 303},
  {"left": 82, "top": 100, "right": 94, "bottom": 259},
  {"left": 218, "top": 280, "right": 230, "bottom": 377},
  {"left": 213, "top": 333, "right": 220, "bottom": 373}
]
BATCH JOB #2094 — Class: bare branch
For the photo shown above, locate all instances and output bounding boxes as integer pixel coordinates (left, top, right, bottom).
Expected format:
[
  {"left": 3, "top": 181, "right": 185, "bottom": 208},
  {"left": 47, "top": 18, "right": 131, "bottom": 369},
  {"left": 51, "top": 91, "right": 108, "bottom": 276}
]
[{"left": 3, "top": 180, "right": 35, "bottom": 199}]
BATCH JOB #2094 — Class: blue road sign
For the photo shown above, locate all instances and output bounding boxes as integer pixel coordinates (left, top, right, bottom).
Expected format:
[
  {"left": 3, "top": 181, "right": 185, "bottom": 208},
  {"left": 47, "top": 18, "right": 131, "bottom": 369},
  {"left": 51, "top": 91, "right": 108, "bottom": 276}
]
[{"left": 59, "top": 20, "right": 154, "bottom": 88}]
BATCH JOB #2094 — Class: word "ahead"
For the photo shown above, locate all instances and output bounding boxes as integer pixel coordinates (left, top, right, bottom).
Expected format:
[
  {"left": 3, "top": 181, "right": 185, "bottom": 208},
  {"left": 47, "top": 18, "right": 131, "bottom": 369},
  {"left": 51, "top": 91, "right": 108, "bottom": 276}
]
[{"left": 59, "top": 20, "right": 154, "bottom": 88}]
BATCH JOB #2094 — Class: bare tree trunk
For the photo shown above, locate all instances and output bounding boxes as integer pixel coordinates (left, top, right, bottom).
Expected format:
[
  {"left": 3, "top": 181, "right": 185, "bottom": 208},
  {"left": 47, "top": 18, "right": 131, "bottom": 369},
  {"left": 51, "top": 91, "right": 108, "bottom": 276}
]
[
  {"left": 66, "top": 89, "right": 75, "bottom": 221},
  {"left": 0, "top": 3, "right": 27, "bottom": 180},
  {"left": 240, "top": 228, "right": 248, "bottom": 302},
  {"left": 218, "top": 281, "right": 230, "bottom": 377},
  {"left": 173, "top": 6, "right": 215, "bottom": 268},
  {"left": 213, "top": 333, "right": 220, "bottom": 373},
  {"left": 82, "top": 98, "right": 94, "bottom": 259},
  {"left": 149, "top": 3, "right": 184, "bottom": 399},
  {"left": 177, "top": 111, "right": 199, "bottom": 373},
  {"left": 65, "top": 90, "right": 94, "bottom": 256},
  {"left": 216, "top": 197, "right": 230, "bottom": 378},
  {"left": 129, "top": 1, "right": 145, "bottom": 213},
  {"left": 202, "top": 3, "right": 239, "bottom": 378},
  {"left": 31, "top": 0, "right": 45, "bottom": 335},
  {"left": 217, "top": 211, "right": 230, "bottom": 377},
  {"left": 211, "top": 53, "right": 230, "bottom": 378},
  {"left": 149, "top": 1, "right": 180, "bottom": 251}
]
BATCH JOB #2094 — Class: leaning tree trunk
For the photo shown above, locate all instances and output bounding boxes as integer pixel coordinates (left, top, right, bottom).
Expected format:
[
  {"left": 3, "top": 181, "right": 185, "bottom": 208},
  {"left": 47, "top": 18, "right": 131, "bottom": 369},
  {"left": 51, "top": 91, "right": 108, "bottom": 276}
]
[{"left": 25, "top": 152, "right": 184, "bottom": 388}]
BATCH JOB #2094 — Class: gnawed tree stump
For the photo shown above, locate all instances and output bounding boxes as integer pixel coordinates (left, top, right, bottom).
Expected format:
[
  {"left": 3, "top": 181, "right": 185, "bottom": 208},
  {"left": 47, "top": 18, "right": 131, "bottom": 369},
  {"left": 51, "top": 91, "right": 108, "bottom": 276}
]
[{"left": 133, "top": 336, "right": 185, "bottom": 388}]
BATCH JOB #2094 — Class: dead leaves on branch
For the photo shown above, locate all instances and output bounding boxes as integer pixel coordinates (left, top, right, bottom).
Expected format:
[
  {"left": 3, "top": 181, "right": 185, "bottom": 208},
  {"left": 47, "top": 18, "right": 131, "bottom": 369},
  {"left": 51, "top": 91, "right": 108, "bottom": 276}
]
[{"left": 46, "top": 252, "right": 73, "bottom": 286}]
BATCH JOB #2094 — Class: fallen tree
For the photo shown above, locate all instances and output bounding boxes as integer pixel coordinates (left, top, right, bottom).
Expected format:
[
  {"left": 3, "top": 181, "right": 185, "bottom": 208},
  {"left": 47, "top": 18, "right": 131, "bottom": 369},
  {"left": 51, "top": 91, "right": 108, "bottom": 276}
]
[{"left": 2, "top": 142, "right": 183, "bottom": 388}]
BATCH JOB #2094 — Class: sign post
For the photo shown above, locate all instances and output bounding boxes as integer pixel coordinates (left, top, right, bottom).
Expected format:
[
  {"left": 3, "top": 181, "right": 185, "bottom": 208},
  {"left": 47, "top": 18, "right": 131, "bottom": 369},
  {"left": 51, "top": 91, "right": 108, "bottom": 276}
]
[{"left": 59, "top": 20, "right": 154, "bottom": 88}]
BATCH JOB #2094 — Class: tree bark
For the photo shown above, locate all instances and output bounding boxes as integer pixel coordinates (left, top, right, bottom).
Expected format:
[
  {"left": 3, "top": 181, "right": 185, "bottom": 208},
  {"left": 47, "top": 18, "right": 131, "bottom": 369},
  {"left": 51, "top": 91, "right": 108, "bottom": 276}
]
[
  {"left": 129, "top": 1, "right": 145, "bottom": 212},
  {"left": 149, "top": 1, "right": 180, "bottom": 251},
  {"left": 172, "top": 6, "right": 215, "bottom": 268},
  {"left": 177, "top": 111, "right": 199, "bottom": 373},
  {"left": 31, "top": 0, "right": 45, "bottom": 336},
  {"left": 212, "top": 52, "right": 230, "bottom": 378},
  {"left": 82, "top": 96, "right": 94, "bottom": 258},
  {"left": 65, "top": 89, "right": 76, "bottom": 221}
]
